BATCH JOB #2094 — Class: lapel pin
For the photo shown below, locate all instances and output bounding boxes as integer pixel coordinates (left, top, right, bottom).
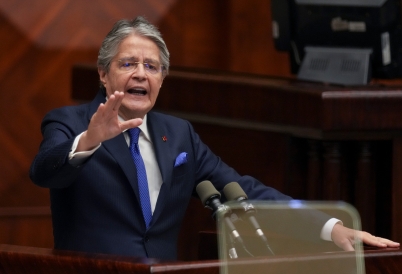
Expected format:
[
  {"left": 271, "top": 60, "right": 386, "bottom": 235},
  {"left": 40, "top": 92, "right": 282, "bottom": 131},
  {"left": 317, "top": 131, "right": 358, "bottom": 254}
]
[{"left": 162, "top": 136, "right": 167, "bottom": 142}]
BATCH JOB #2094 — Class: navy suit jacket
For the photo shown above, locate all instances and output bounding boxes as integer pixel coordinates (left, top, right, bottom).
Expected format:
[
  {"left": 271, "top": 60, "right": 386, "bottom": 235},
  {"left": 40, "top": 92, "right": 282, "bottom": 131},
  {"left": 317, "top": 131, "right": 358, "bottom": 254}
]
[{"left": 30, "top": 91, "right": 325, "bottom": 260}]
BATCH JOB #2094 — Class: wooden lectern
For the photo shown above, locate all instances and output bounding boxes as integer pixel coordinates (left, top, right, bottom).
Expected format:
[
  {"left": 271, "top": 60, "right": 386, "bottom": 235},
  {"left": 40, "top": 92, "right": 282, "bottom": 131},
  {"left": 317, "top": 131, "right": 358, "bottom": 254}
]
[{"left": 0, "top": 244, "right": 401, "bottom": 274}]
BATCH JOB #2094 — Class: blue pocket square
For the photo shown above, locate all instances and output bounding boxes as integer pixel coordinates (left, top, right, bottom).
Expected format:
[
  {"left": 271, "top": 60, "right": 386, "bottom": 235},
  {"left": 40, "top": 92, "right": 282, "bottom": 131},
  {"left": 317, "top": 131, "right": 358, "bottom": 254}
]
[{"left": 174, "top": 152, "right": 188, "bottom": 167}]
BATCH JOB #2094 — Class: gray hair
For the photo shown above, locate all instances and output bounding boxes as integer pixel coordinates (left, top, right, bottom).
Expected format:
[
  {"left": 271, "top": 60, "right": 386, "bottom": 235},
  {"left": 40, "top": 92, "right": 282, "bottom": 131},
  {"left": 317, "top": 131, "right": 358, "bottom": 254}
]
[{"left": 97, "top": 16, "right": 170, "bottom": 76}]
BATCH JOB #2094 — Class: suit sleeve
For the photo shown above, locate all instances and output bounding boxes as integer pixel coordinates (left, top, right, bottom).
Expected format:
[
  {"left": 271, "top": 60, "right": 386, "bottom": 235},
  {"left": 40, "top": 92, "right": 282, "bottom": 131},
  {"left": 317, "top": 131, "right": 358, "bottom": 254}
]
[
  {"left": 29, "top": 108, "right": 88, "bottom": 188},
  {"left": 185, "top": 119, "right": 290, "bottom": 200},
  {"left": 186, "top": 120, "right": 331, "bottom": 241}
]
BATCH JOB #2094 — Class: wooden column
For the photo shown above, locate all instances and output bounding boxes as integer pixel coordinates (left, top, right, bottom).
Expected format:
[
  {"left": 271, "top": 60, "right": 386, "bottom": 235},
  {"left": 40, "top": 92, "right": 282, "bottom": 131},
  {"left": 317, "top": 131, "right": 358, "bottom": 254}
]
[
  {"left": 392, "top": 138, "right": 402, "bottom": 243},
  {"left": 307, "top": 140, "right": 322, "bottom": 200},
  {"left": 355, "top": 142, "right": 376, "bottom": 233},
  {"left": 322, "top": 142, "right": 342, "bottom": 200}
]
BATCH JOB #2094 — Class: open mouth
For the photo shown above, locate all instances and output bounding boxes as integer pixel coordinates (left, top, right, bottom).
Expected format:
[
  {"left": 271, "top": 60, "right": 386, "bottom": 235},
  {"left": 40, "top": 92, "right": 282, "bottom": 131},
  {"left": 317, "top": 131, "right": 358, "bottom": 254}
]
[{"left": 127, "top": 88, "right": 147, "bottom": 95}]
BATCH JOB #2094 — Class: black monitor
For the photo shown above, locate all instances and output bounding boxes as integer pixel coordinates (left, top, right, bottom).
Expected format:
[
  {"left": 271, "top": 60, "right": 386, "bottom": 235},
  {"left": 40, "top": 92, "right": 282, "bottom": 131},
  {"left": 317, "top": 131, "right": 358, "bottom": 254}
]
[{"left": 272, "top": 0, "right": 402, "bottom": 84}]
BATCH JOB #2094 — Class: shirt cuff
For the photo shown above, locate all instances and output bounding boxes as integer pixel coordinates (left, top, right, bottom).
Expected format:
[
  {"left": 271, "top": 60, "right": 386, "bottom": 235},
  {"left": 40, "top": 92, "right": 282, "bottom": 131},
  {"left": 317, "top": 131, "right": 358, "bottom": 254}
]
[
  {"left": 320, "top": 218, "right": 343, "bottom": 241},
  {"left": 68, "top": 132, "right": 101, "bottom": 166}
]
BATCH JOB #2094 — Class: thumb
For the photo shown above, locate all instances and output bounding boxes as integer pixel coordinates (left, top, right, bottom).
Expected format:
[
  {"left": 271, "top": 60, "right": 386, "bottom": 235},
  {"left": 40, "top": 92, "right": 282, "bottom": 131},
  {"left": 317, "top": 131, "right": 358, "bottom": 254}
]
[
  {"left": 331, "top": 224, "right": 356, "bottom": 251},
  {"left": 120, "top": 118, "right": 143, "bottom": 131},
  {"left": 334, "top": 239, "right": 355, "bottom": 251}
]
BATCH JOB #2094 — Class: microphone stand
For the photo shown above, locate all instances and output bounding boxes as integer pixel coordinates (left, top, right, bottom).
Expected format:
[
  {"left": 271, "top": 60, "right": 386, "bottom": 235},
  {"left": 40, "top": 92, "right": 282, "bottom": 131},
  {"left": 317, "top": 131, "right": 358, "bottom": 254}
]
[
  {"left": 224, "top": 211, "right": 255, "bottom": 258},
  {"left": 227, "top": 233, "right": 238, "bottom": 259}
]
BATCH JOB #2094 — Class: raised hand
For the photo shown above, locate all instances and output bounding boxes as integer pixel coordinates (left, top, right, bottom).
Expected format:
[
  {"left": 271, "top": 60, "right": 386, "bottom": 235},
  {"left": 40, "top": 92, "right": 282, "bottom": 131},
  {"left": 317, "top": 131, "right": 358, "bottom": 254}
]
[{"left": 77, "top": 91, "right": 143, "bottom": 152}]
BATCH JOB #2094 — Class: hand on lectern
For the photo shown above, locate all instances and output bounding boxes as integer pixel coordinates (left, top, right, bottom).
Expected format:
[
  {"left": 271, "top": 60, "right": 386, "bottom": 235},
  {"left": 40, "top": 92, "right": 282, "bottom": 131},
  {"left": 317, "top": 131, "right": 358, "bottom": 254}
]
[{"left": 331, "top": 223, "right": 400, "bottom": 251}]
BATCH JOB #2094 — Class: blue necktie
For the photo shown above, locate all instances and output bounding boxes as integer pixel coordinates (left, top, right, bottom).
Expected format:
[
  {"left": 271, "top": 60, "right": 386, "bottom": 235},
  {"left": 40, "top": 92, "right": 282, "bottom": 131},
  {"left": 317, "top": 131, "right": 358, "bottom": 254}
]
[{"left": 128, "top": 128, "right": 152, "bottom": 229}]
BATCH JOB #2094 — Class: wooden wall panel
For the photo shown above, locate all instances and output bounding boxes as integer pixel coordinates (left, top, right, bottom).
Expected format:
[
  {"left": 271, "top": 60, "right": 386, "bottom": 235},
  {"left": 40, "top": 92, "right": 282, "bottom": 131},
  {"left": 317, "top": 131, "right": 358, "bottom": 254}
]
[
  {"left": 158, "top": 0, "right": 291, "bottom": 76},
  {"left": 0, "top": 207, "right": 52, "bottom": 248},
  {"left": 225, "top": 1, "right": 291, "bottom": 75}
]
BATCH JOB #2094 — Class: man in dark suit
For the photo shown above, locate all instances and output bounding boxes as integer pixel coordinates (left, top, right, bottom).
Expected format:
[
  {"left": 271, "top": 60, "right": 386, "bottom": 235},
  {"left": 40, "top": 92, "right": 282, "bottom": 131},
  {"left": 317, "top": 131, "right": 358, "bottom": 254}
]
[{"left": 30, "top": 16, "right": 398, "bottom": 260}]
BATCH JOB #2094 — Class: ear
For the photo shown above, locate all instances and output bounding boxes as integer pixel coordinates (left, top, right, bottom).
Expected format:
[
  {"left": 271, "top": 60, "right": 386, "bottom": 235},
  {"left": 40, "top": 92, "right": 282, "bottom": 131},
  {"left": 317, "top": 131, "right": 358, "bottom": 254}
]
[
  {"left": 98, "top": 67, "right": 107, "bottom": 86},
  {"left": 160, "top": 72, "right": 167, "bottom": 87}
]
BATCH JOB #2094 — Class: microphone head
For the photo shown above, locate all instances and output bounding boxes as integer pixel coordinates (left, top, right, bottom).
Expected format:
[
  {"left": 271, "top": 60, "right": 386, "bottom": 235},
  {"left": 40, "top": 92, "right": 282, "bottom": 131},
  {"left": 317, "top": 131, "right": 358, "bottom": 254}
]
[
  {"left": 223, "top": 182, "right": 248, "bottom": 201},
  {"left": 196, "top": 180, "right": 221, "bottom": 206}
]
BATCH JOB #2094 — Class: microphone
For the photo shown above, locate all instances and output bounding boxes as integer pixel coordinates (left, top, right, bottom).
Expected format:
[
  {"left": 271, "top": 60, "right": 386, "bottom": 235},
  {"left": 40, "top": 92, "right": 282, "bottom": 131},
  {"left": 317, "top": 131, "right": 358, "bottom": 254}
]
[
  {"left": 196, "top": 180, "right": 246, "bottom": 256},
  {"left": 223, "top": 182, "right": 275, "bottom": 255},
  {"left": 196, "top": 180, "right": 228, "bottom": 219}
]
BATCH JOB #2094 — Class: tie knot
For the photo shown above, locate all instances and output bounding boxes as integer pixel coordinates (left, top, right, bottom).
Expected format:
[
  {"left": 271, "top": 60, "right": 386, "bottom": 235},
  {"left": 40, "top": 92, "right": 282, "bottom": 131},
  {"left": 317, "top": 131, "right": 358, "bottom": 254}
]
[{"left": 128, "top": 127, "right": 141, "bottom": 144}]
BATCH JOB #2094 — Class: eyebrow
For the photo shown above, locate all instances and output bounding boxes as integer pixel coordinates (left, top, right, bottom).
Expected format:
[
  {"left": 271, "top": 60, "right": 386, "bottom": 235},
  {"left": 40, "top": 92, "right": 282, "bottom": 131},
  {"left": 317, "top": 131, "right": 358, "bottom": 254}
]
[{"left": 118, "top": 56, "right": 160, "bottom": 65}]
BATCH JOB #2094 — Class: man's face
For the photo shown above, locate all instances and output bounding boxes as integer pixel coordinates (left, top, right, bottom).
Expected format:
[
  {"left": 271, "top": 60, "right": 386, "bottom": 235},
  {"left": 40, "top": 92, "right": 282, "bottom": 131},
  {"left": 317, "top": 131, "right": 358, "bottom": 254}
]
[{"left": 99, "top": 33, "right": 164, "bottom": 120}]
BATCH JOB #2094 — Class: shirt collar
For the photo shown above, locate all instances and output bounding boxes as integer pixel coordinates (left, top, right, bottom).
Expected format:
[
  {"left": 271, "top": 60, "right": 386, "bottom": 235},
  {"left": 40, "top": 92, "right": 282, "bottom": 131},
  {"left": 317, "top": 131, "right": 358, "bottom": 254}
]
[
  {"left": 119, "top": 114, "right": 151, "bottom": 143},
  {"left": 106, "top": 94, "right": 152, "bottom": 143},
  {"left": 138, "top": 114, "right": 151, "bottom": 142}
]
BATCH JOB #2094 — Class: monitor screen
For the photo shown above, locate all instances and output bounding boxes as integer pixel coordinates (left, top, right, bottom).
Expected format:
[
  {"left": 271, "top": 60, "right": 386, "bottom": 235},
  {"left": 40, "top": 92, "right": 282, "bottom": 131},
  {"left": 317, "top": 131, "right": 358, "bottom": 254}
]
[{"left": 272, "top": 0, "right": 402, "bottom": 80}]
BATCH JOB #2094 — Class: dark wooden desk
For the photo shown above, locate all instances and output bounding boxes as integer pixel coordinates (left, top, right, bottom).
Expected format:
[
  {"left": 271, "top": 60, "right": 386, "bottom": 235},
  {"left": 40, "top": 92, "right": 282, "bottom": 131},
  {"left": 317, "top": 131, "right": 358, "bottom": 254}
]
[
  {"left": 71, "top": 65, "right": 402, "bottom": 254},
  {"left": 0, "top": 244, "right": 400, "bottom": 274}
]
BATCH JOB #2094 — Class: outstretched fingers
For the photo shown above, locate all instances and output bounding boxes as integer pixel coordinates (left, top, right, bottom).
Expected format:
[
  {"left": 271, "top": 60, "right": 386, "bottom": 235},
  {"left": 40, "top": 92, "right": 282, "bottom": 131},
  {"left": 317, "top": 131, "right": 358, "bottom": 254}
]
[
  {"left": 332, "top": 223, "right": 400, "bottom": 251},
  {"left": 106, "top": 91, "right": 124, "bottom": 112},
  {"left": 360, "top": 232, "right": 400, "bottom": 248}
]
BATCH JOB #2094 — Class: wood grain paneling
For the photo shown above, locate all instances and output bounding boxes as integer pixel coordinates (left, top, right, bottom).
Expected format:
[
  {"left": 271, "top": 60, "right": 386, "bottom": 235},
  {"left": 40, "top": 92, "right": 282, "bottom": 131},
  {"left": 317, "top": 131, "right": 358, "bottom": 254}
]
[
  {"left": 0, "top": 244, "right": 400, "bottom": 274},
  {"left": 0, "top": 207, "right": 52, "bottom": 248}
]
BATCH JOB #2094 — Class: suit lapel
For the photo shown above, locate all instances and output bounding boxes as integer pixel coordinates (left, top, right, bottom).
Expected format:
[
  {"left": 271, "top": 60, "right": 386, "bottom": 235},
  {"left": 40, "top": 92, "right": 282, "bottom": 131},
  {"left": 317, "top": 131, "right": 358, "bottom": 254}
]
[
  {"left": 102, "top": 134, "right": 141, "bottom": 202},
  {"left": 147, "top": 112, "right": 174, "bottom": 224}
]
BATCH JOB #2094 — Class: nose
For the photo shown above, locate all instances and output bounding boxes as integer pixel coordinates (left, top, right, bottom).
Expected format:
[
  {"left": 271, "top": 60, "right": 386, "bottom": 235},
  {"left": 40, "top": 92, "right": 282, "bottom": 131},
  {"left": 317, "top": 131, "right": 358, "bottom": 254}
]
[{"left": 131, "top": 63, "right": 147, "bottom": 80}]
